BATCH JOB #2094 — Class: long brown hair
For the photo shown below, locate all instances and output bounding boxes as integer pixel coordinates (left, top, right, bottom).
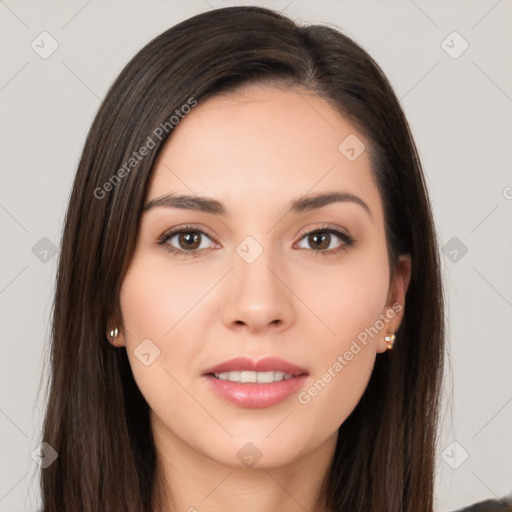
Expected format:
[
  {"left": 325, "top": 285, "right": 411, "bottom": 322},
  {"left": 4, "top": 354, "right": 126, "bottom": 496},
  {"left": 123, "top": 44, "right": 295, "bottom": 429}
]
[{"left": 39, "top": 6, "right": 445, "bottom": 511}]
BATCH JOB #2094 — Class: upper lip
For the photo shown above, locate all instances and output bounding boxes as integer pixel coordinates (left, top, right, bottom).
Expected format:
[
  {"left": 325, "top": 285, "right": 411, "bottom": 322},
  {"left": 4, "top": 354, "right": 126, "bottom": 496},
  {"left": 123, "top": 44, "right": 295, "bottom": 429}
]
[{"left": 202, "top": 356, "right": 309, "bottom": 376}]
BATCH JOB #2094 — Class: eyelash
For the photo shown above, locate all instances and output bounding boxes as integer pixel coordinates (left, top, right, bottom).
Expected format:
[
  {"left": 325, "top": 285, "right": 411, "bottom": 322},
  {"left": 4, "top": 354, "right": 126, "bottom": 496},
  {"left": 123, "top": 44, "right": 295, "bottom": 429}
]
[{"left": 157, "top": 223, "right": 355, "bottom": 258}]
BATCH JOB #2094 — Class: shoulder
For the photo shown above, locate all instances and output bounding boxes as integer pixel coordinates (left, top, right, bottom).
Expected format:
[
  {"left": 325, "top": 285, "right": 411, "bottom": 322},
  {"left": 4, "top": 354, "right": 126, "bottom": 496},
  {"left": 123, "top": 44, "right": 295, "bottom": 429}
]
[{"left": 451, "top": 493, "right": 512, "bottom": 511}]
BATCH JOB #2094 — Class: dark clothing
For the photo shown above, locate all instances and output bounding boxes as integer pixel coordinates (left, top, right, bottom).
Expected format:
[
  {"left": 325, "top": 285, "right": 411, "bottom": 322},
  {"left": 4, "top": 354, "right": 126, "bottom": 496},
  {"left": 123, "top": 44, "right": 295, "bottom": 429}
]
[{"left": 454, "top": 495, "right": 512, "bottom": 511}]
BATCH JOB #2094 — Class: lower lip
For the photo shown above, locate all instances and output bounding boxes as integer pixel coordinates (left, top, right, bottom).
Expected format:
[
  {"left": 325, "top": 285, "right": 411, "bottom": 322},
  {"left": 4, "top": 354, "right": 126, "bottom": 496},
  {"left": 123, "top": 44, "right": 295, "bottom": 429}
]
[{"left": 204, "top": 374, "right": 308, "bottom": 408}]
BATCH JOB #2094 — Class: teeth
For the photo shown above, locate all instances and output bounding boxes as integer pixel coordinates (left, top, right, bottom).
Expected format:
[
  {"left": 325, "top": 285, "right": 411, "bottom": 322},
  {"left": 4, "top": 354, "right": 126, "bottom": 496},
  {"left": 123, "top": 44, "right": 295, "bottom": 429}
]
[{"left": 214, "top": 370, "right": 294, "bottom": 383}]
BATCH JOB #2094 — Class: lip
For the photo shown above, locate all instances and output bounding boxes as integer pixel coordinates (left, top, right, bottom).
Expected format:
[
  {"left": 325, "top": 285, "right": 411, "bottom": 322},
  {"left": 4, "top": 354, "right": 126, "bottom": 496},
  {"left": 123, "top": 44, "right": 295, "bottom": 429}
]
[
  {"left": 202, "top": 357, "right": 309, "bottom": 409},
  {"left": 202, "top": 356, "right": 308, "bottom": 376}
]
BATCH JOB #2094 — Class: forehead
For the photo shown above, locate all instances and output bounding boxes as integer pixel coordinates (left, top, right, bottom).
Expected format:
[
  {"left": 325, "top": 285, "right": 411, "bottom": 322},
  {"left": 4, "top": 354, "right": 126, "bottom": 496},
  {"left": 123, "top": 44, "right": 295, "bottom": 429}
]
[{"left": 146, "top": 84, "right": 381, "bottom": 220}]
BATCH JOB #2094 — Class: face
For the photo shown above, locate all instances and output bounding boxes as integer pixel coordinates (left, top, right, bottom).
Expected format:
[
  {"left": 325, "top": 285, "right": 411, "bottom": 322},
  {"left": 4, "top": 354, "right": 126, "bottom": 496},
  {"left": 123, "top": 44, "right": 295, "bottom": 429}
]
[{"left": 111, "top": 84, "right": 410, "bottom": 470}]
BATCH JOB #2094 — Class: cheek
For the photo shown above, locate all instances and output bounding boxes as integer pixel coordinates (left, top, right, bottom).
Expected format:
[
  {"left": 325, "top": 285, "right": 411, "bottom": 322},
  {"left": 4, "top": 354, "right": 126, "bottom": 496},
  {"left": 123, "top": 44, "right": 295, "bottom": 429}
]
[
  {"left": 295, "top": 251, "right": 389, "bottom": 429},
  {"left": 117, "top": 254, "right": 208, "bottom": 400},
  {"left": 297, "top": 292, "right": 384, "bottom": 437},
  {"left": 298, "top": 345, "right": 375, "bottom": 437},
  {"left": 119, "top": 249, "right": 211, "bottom": 345},
  {"left": 302, "top": 250, "right": 390, "bottom": 345}
]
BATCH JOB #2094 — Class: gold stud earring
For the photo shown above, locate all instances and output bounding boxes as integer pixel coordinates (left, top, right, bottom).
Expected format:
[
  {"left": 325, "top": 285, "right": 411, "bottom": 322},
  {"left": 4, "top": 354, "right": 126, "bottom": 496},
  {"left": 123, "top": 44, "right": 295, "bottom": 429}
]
[
  {"left": 109, "top": 327, "right": 119, "bottom": 346},
  {"left": 384, "top": 330, "right": 396, "bottom": 350}
]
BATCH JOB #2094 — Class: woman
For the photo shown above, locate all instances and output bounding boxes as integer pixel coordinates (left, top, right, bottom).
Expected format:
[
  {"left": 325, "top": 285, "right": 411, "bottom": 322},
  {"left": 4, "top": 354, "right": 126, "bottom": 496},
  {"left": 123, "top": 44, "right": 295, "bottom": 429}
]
[{"left": 39, "top": 6, "right": 445, "bottom": 511}]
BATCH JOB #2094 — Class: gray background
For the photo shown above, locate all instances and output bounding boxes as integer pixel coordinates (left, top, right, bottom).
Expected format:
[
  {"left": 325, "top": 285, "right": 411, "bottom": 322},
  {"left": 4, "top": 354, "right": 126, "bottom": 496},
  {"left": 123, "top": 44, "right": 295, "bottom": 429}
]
[{"left": 1, "top": 1, "right": 511, "bottom": 510}]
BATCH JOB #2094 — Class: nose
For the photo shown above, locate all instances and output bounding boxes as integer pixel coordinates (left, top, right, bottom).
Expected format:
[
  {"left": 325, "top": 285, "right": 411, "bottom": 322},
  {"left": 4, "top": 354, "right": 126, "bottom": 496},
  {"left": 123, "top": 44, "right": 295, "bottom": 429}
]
[{"left": 221, "top": 247, "right": 295, "bottom": 334}]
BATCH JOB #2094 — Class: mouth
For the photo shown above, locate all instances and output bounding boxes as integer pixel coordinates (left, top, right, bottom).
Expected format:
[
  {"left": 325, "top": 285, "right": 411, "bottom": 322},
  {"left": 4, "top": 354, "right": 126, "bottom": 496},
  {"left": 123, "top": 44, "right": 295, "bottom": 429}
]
[
  {"left": 211, "top": 370, "right": 299, "bottom": 383},
  {"left": 202, "top": 357, "right": 309, "bottom": 409},
  {"left": 202, "top": 356, "right": 308, "bottom": 376}
]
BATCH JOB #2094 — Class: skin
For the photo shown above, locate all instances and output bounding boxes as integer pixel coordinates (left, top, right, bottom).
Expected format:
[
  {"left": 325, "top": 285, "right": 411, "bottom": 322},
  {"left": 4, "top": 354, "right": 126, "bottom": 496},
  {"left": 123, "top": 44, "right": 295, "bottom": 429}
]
[{"left": 109, "top": 83, "right": 411, "bottom": 512}]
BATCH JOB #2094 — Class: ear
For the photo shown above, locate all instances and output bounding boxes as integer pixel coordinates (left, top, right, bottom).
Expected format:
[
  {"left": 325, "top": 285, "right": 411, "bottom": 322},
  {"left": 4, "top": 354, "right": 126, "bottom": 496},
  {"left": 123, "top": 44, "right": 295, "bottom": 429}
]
[
  {"left": 106, "top": 316, "right": 126, "bottom": 347},
  {"left": 376, "top": 254, "right": 412, "bottom": 353}
]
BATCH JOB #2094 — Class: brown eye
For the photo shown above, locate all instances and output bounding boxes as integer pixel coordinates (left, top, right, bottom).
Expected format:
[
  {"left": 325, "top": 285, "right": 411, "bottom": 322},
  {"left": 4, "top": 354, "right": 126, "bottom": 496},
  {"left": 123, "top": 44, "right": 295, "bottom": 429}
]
[
  {"left": 158, "top": 226, "right": 218, "bottom": 256},
  {"left": 295, "top": 227, "right": 355, "bottom": 255}
]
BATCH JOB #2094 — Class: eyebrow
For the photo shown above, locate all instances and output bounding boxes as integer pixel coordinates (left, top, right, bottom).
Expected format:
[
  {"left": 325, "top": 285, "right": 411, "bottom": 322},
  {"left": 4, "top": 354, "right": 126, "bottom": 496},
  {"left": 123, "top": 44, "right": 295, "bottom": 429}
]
[{"left": 144, "top": 191, "right": 372, "bottom": 218}]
